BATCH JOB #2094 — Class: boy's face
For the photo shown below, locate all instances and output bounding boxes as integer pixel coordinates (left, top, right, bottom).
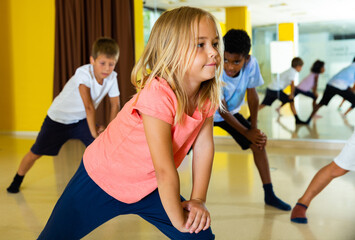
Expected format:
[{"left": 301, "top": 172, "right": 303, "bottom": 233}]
[
  {"left": 224, "top": 52, "right": 246, "bottom": 77},
  {"left": 90, "top": 55, "right": 117, "bottom": 82}
]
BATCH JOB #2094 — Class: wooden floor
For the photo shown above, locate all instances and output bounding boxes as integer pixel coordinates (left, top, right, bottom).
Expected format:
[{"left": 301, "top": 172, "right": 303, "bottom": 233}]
[
  {"left": 1, "top": 95, "right": 355, "bottom": 239},
  {"left": 1, "top": 137, "right": 355, "bottom": 239}
]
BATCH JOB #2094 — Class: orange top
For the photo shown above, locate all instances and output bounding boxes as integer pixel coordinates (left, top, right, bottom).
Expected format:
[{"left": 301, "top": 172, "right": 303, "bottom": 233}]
[{"left": 83, "top": 77, "right": 214, "bottom": 203}]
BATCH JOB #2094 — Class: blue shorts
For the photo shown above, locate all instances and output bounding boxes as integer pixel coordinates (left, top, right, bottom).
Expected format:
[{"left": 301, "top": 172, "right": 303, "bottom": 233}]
[
  {"left": 31, "top": 116, "right": 94, "bottom": 156},
  {"left": 294, "top": 88, "right": 317, "bottom": 100},
  {"left": 38, "top": 161, "right": 215, "bottom": 240}
]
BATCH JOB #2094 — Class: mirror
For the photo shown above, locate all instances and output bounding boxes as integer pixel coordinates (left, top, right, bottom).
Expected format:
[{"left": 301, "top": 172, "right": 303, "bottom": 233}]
[
  {"left": 143, "top": 1, "right": 355, "bottom": 141},
  {"left": 253, "top": 21, "right": 355, "bottom": 141}
]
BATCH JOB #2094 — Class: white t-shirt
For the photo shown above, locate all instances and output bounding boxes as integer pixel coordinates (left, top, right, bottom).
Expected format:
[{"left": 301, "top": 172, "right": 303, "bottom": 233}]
[
  {"left": 47, "top": 64, "right": 120, "bottom": 124},
  {"left": 268, "top": 67, "right": 298, "bottom": 91}
]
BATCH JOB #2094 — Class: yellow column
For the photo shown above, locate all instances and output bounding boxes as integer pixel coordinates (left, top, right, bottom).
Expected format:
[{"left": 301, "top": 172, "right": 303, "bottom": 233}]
[
  {"left": 278, "top": 23, "right": 295, "bottom": 41},
  {"left": 134, "top": 0, "right": 144, "bottom": 62},
  {"left": 225, "top": 6, "right": 251, "bottom": 114},
  {"left": 225, "top": 7, "right": 251, "bottom": 38}
]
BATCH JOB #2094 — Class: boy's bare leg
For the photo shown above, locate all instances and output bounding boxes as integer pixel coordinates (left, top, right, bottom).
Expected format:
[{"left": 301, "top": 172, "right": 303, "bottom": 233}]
[
  {"left": 250, "top": 145, "right": 271, "bottom": 184},
  {"left": 291, "top": 162, "right": 348, "bottom": 223},
  {"left": 250, "top": 145, "right": 291, "bottom": 211},
  {"left": 18, "top": 151, "right": 42, "bottom": 175},
  {"left": 307, "top": 103, "right": 323, "bottom": 123},
  {"left": 7, "top": 151, "right": 42, "bottom": 193}
]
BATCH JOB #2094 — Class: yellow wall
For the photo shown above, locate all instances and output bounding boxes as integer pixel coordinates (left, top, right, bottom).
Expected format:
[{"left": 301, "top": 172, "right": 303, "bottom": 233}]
[
  {"left": 134, "top": 0, "right": 144, "bottom": 62},
  {"left": 0, "top": 0, "right": 55, "bottom": 132},
  {"left": 0, "top": 0, "right": 14, "bottom": 131}
]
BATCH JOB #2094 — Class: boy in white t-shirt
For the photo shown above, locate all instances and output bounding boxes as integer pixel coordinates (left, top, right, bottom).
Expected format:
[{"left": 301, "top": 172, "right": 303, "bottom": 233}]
[
  {"left": 259, "top": 57, "right": 307, "bottom": 124},
  {"left": 7, "top": 37, "right": 120, "bottom": 193}
]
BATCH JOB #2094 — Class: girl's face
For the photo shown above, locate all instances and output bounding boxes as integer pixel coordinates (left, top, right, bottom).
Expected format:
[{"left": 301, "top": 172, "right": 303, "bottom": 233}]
[
  {"left": 320, "top": 66, "right": 325, "bottom": 73},
  {"left": 184, "top": 17, "right": 219, "bottom": 88}
]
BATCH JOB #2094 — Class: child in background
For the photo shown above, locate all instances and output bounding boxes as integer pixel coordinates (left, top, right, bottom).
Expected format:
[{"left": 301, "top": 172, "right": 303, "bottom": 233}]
[
  {"left": 291, "top": 129, "right": 355, "bottom": 224},
  {"left": 295, "top": 60, "right": 325, "bottom": 112},
  {"left": 37, "top": 6, "right": 222, "bottom": 239},
  {"left": 214, "top": 29, "right": 291, "bottom": 211},
  {"left": 338, "top": 58, "right": 355, "bottom": 115},
  {"left": 307, "top": 59, "right": 355, "bottom": 121},
  {"left": 7, "top": 37, "right": 120, "bottom": 193},
  {"left": 259, "top": 57, "right": 307, "bottom": 124}
]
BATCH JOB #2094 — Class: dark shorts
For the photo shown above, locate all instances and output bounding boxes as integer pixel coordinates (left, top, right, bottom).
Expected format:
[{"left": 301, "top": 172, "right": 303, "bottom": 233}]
[
  {"left": 261, "top": 88, "right": 293, "bottom": 106},
  {"left": 214, "top": 113, "right": 251, "bottom": 150},
  {"left": 38, "top": 161, "right": 215, "bottom": 240},
  {"left": 294, "top": 88, "right": 317, "bottom": 100},
  {"left": 319, "top": 84, "right": 355, "bottom": 108},
  {"left": 31, "top": 116, "right": 94, "bottom": 156}
]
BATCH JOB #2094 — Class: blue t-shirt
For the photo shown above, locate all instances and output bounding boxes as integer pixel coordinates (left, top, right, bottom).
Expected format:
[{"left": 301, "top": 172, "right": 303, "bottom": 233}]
[
  {"left": 328, "top": 63, "right": 355, "bottom": 90},
  {"left": 214, "top": 56, "right": 264, "bottom": 122}
]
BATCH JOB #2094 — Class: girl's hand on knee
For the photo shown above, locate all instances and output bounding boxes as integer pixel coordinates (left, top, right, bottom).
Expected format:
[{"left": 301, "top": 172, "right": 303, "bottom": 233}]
[{"left": 182, "top": 199, "right": 211, "bottom": 234}]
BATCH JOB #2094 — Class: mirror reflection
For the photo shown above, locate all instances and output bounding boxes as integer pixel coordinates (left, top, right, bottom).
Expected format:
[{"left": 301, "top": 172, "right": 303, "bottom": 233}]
[{"left": 143, "top": 2, "right": 355, "bottom": 141}]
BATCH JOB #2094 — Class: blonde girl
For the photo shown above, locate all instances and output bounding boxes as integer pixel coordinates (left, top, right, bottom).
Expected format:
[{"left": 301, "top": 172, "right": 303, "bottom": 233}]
[{"left": 38, "top": 6, "right": 223, "bottom": 240}]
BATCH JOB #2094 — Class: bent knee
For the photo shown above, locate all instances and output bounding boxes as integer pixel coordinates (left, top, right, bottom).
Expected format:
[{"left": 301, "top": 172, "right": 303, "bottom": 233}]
[{"left": 329, "top": 162, "right": 348, "bottom": 178}]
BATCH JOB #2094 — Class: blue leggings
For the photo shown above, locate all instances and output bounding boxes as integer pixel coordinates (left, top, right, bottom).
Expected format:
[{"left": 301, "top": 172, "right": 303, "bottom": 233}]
[{"left": 37, "top": 161, "right": 215, "bottom": 240}]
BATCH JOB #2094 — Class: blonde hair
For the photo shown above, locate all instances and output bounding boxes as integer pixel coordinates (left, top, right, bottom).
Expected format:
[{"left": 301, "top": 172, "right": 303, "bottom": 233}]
[{"left": 131, "top": 6, "right": 224, "bottom": 124}]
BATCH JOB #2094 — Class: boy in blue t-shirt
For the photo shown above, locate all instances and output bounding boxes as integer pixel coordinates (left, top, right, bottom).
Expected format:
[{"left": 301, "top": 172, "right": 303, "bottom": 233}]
[
  {"left": 214, "top": 29, "right": 291, "bottom": 211},
  {"left": 7, "top": 37, "right": 121, "bottom": 193}
]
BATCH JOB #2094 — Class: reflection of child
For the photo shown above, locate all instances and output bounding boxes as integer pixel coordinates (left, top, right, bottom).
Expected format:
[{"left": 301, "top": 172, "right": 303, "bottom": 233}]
[
  {"left": 259, "top": 57, "right": 306, "bottom": 124},
  {"left": 307, "top": 60, "right": 355, "bottom": 121},
  {"left": 7, "top": 37, "right": 120, "bottom": 193},
  {"left": 214, "top": 29, "right": 291, "bottom": 211},
  {"left": 291, "top": 129, "right": 355, "bottom": 224},
  {"left": 295, "top": 60, "right": 325, "bottom": 111},
  {"left": 37, "top": 7, "right": 223, "bottom": 239}
]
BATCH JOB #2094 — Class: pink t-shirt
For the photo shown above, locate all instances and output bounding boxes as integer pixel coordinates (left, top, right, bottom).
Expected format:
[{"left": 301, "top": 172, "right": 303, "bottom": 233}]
[
  {"left": 83, "top": 77, "right": 214, "bottom": 203},
  {"left": 297, "top": 73, "right": 318, "bottom": 92}
]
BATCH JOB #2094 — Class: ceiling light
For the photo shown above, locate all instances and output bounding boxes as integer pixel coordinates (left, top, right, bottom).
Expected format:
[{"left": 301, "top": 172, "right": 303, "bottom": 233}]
[{"left": 269, "top": 3, "right": 287, "bottom": 7}]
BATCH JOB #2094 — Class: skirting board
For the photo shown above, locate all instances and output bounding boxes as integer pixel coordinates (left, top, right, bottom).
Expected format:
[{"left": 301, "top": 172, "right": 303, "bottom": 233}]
[{"left": 214, "top": 136, "right": 346, "bottom": 150}]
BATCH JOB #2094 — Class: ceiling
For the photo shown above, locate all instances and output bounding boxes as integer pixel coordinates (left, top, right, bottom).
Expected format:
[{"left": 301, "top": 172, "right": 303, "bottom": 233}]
[{"left": 144, "top": 0, "right": 355, "bottom": 35}]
